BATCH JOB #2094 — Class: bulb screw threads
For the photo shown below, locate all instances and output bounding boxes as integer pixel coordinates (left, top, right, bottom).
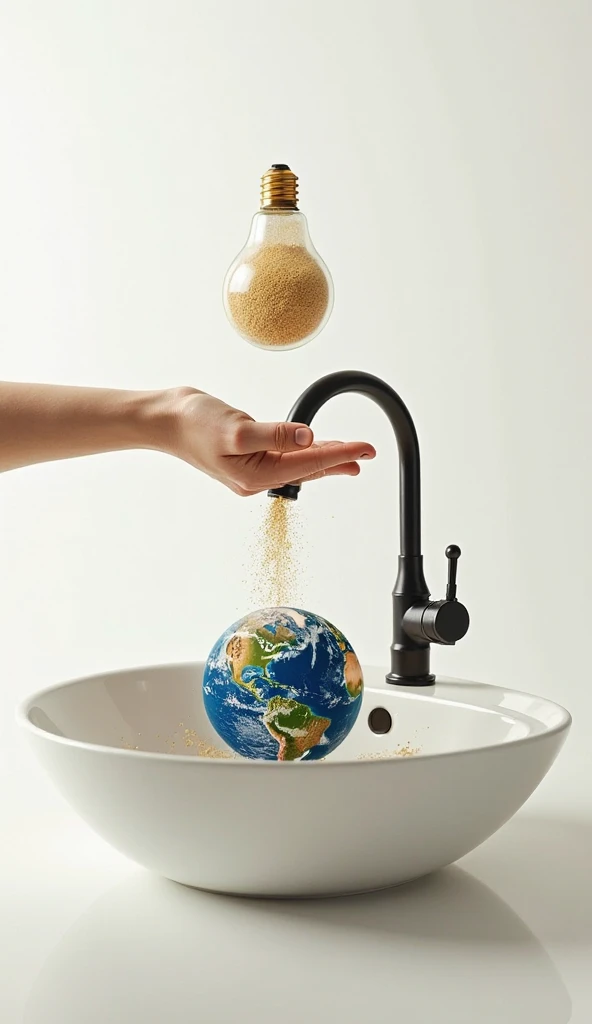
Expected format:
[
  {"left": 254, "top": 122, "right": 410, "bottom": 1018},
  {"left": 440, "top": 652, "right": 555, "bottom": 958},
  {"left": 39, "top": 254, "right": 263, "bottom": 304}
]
[{"left": 260, "top": 165, "right": 299, "bottom": 210}]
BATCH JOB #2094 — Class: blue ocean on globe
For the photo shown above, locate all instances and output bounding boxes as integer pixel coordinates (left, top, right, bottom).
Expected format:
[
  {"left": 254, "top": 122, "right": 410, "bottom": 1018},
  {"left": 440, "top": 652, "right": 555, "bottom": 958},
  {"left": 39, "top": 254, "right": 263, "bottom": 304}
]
[{"left": 202, "top": 607, "right": 364, "bottom": 761}]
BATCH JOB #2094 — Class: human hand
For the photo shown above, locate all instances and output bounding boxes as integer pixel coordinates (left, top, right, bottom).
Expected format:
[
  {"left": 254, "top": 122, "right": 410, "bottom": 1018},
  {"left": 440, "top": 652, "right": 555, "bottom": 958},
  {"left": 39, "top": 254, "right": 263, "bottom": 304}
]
[{"left": 163, "top": 389, "right": 376, "bottom": 496}]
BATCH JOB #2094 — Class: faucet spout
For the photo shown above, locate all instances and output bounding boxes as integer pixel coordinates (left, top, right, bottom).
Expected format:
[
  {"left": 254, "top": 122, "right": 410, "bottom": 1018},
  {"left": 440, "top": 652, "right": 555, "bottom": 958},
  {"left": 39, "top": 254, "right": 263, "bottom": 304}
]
[
  {"left": 271, "top": 371, "right": 422, "bottom": 557},
  {"left": 268, "top": 370, "right": 469, "bottom": 685}
]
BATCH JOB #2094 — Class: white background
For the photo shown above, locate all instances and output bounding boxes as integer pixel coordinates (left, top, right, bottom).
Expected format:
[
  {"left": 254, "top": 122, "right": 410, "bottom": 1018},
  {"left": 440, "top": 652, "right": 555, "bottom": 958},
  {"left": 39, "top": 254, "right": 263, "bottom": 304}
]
[
  {"left": 2, "top": 0, "right": 590, "bottom": 807},
  {"left": 0, "top": 3, "right": 591, "bottom": 1021}
]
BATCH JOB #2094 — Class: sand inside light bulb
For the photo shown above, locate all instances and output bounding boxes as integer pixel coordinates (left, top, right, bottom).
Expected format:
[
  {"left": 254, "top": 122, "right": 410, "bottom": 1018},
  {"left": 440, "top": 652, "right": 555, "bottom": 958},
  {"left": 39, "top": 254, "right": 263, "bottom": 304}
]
[{"left": 227, "top": 243, "right": 329, "bottom": 347}]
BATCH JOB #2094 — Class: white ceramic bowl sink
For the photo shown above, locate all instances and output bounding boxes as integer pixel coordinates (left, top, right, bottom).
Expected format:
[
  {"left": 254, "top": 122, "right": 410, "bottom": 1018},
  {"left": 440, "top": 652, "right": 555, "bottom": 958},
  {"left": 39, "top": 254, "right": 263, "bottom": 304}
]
[{"left": 19, "top": 663, "right": 570, "bottom": 898}]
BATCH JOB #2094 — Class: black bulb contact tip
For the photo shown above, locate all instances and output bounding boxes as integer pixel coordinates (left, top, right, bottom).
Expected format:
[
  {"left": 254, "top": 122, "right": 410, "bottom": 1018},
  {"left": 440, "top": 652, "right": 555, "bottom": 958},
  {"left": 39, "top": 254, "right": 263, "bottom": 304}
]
[{"left": 267, "top": 484, "right": 301, "bottom": 501}]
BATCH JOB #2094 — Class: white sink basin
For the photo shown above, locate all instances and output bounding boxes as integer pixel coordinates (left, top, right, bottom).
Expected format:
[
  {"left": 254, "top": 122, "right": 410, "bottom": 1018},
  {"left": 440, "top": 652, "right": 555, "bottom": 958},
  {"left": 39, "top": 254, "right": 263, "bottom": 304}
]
[{"left": 18, "top": 663, "right": 570, "bottom": 897}]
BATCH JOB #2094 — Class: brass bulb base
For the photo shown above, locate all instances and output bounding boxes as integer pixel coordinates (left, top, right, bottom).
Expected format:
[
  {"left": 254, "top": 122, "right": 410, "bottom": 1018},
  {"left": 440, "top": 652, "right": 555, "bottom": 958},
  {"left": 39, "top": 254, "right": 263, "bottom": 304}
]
[{"left": 260, "top": 164, "right": 299, "bottom": 210}]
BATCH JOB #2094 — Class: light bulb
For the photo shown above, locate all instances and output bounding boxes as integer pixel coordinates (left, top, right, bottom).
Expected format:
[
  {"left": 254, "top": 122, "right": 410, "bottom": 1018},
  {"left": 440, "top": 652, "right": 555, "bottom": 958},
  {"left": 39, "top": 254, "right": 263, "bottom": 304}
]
[{"left": 223, "top": 164, "right": 334, "bottom": 351}]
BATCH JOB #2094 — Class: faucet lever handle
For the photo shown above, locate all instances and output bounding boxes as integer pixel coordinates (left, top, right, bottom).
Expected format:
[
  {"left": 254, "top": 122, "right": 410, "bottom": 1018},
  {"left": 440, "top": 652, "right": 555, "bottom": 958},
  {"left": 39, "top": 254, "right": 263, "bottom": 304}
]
[{"left": 445, "top": 545, "right": 461, "bottom": 601}]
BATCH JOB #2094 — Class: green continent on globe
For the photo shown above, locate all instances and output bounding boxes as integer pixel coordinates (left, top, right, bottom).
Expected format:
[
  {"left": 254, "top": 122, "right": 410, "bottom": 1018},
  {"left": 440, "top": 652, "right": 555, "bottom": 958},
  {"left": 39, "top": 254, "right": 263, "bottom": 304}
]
[
  {"left": 262, "top": 696, "right": 331, "bottom": 761},
  {"left": 225, "top": 620, "right": 298, "bottom": 700}
]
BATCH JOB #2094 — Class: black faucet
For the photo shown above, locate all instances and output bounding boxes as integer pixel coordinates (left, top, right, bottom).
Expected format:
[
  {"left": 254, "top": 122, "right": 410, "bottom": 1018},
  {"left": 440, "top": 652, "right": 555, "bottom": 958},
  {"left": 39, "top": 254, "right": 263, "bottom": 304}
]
[{"left": 268, "top": 370, "right": 469, "bottom": 686}]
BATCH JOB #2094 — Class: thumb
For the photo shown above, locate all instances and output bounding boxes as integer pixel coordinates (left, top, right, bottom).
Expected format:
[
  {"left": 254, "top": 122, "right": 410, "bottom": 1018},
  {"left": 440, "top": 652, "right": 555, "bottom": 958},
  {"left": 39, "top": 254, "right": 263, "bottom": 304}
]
[{"left": 232, "top": 420, "right": 314, "bottom": 455}]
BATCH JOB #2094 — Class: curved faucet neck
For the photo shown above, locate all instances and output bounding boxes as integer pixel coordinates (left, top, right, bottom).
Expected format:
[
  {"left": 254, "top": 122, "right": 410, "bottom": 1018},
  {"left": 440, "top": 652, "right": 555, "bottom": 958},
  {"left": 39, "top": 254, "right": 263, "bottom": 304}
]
[
  {"left": 268, "top": 369, "right": 451, "bottom": 686},
  {"left": 282, "top": 370, "right": 423, "bottom": 560}
]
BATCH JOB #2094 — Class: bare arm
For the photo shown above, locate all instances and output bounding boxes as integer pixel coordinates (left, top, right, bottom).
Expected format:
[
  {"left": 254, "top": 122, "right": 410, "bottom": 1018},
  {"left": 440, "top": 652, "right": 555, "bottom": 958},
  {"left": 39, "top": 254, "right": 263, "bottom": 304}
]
[
  {"left": 0, "top": 382, "right": 166, "bottom": 472},
  {"left": 0, "top": 382, "right": 375, "bottom": 493}
]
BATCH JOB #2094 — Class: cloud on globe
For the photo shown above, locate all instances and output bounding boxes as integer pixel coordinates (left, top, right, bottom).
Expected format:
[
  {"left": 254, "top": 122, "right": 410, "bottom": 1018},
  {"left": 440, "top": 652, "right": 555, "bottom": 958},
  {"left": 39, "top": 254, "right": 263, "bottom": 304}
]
[{"left": 203, "top": 607, "right": 364, "bottom": 761}]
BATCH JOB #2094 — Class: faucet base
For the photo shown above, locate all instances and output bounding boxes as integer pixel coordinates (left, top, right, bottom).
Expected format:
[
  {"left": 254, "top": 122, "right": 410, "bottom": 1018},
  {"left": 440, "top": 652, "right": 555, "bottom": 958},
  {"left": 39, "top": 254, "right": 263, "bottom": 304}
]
[
  {"left": 385, "top": 671, "right": 436, "bottom": 687},
  {"left": 388, "top": 638, "right": 435, "bottom": 686}
]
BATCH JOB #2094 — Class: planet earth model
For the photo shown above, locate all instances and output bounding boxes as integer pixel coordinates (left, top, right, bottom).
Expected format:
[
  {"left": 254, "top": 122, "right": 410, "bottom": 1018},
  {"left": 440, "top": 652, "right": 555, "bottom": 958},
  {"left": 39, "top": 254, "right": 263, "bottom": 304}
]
[{"left": 203, "top": 607, "right": 364, "bottom": 761}]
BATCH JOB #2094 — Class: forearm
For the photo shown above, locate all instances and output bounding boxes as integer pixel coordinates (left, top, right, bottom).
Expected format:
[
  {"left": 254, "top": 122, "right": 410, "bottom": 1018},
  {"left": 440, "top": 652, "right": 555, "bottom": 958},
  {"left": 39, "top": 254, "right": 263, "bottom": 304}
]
[
  {"left": 0, "top": 382, "right": 176, "bottom": 472},
  {"left": 0, "top": 381, "right": 375, "bottom": 491}
]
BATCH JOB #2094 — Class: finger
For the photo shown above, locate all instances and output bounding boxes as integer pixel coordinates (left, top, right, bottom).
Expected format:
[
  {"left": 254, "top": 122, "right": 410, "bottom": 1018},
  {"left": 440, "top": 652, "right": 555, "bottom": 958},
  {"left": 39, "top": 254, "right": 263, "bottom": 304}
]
[
  {"left": 229, "top": 460, "right": 365, "bottom": 496},
  {"left": 231, "top": 419, "right": 314, "bottom": 455},
  {"left": 231, "top": 461, "right": 364, "bottom": 496},
  {"left": 311, "top": 440, "right": 371, "bottom": 456},
  {"left": 299, "top": 462, "right": 361, "bottom": 483},
  {"left": 261, "top": 441, "right": 376, "bottom": 486}
]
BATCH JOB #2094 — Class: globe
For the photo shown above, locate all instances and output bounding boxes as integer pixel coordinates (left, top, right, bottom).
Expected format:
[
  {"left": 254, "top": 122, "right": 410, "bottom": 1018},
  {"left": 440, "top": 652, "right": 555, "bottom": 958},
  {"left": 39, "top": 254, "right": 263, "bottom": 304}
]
[{"left": 203, "top": 607, "right": 364, "bottom": 761}]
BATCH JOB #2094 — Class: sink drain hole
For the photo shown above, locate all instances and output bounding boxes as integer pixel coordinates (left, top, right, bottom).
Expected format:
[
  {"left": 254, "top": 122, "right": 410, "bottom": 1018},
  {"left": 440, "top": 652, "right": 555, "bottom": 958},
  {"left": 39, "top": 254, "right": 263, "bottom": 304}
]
[{"left": 368, "top": 707, "right": 392, "bottom": 735}]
